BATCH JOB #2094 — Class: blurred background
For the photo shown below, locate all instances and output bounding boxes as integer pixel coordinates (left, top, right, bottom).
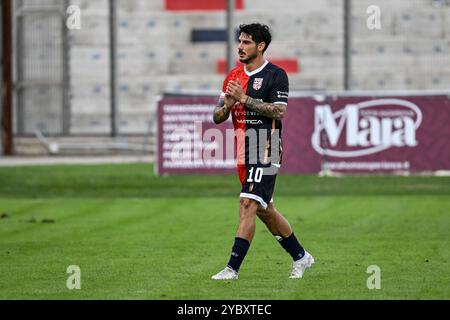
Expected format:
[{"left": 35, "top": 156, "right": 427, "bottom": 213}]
[{"left": 1, "top": 0, "right": 450, "bottom": 158}]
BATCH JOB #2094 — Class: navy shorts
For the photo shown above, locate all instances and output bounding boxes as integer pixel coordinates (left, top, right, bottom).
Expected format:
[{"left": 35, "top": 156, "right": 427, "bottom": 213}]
[{"left": 239, "top": 164, "right": 279, "bottom": 209}]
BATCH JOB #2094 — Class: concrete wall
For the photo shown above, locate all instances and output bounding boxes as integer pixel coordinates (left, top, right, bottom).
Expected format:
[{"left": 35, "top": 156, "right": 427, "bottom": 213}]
[
  {"left": 16, "top": 0, "right": 450, "bottom": 136},
  {"left": 351, "top": 0, "right": 450, "bottom": 90}
]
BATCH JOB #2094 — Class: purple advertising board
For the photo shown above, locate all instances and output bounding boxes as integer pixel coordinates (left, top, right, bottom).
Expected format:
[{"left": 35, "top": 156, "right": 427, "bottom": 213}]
[{"left": 157, "top": 94, "right": 450, "bottom": 175}]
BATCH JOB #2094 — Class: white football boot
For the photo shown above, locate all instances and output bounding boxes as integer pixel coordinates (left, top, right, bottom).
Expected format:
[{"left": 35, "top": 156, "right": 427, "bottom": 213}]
[
  {"left": 211, "top": 266, "right": 238, "bottom": 280},
  {"left": 290, "top": 251, "right": 315, "bottom": 279}
]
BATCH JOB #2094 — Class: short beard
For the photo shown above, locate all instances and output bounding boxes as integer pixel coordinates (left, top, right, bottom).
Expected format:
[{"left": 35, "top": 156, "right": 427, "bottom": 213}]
[{"left": 239, "top": 52, "right": 258, "bottom": 64}]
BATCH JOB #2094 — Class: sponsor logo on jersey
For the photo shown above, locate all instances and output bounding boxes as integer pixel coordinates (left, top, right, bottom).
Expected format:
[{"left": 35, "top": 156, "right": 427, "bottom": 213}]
[
  {"left": 277, "top": 91, "right": 289, "bottom": 99},
  {"left": 253, "top": 78, "right": 264, "bottom": 91},
  {"left": 234, "top": 110, "right": 260, "bottom": 117},
  {"left": 311, "top": 99, "right": 422, "bottom": 157},
  {"left": 237, "top": 119, "right": 264, "bottom": 125}
]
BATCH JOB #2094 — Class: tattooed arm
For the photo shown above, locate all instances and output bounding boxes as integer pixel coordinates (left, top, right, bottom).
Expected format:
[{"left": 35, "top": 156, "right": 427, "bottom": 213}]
[
  {"left": 213, "top": 95, "right": 236, "bottom": 124},
  {"left": 244, "top": 97, "right": 287, "bottom": 120}
]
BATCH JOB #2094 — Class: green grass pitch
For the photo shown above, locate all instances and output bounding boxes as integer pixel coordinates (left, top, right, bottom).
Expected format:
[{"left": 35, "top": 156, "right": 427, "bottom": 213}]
[{"left": 0, "top": 163, "right": 449, "bottom": 299}]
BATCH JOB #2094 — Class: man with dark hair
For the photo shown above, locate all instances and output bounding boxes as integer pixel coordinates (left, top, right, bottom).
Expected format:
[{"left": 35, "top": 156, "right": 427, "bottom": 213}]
[{"left": 211, "top": 23, "right": 314, "bottom": 280}]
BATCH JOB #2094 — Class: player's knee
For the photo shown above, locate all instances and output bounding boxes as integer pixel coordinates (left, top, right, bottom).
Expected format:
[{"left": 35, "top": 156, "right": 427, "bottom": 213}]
[
  {"left": 240, "top": 198, "right": 258, "bottom": 217},
  {"left": 240, "top": 198, "right": 256, "bottom": 209}
]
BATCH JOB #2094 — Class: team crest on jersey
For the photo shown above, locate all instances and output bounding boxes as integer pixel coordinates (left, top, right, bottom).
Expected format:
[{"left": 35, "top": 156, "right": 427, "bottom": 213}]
[{"left": 253, "top": 78, "right": 264, "bottom": 90}]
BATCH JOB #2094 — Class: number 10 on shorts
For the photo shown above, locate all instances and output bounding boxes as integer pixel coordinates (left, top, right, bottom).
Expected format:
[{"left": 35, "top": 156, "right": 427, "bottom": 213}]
[{"left": 247, "top": 167, "right": 263, "bottom": 183}]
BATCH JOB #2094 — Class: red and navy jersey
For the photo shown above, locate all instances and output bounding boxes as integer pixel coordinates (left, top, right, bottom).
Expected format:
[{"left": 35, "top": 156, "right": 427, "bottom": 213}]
[{"left": 221, "top": 61, "right": 289, "bottom": 178}]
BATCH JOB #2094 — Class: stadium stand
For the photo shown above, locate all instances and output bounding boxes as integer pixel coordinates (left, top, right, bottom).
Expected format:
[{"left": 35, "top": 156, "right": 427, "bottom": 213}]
[{"left": 11, "top": 0, "right": 450, "bottom": 149}]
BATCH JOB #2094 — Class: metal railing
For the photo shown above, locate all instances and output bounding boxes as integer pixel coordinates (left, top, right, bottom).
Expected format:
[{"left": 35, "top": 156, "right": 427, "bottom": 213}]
[{"left": 14, "top": 0, "right": 69, "bottom": 136}]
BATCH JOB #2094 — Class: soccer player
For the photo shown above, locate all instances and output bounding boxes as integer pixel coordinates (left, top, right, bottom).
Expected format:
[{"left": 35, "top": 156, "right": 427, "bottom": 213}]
[{"left": 211, "top": 23, "right": 314, "bottom": 280}]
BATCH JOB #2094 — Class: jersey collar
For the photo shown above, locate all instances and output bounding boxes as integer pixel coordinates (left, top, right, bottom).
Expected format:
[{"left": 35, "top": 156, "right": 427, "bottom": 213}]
[{"left": 244, "top": 60, "right": 269, "bottom": 77}]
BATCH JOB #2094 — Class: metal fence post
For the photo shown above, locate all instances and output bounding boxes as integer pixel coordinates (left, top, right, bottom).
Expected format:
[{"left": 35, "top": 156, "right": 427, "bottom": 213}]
[
  {"left": 1, "top": 0, "right": 13, "bottom": 155},
  {"left": 109, "top": 0, "right": 118, "bottom": 137},
  {"left": 226, "top": 0, "right": 235, "bottom": 73},
  {"left": 344, "top": 0, "right": 352, "bottom": 91},
  {"left": 15, "top": 1, "right": 25, "bottom": 135},
  {"left": 62, "top": 0, "right": 71, "bottom": 135}
]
